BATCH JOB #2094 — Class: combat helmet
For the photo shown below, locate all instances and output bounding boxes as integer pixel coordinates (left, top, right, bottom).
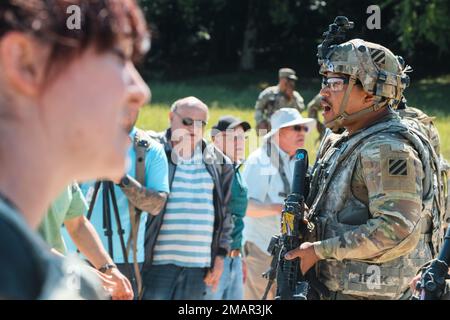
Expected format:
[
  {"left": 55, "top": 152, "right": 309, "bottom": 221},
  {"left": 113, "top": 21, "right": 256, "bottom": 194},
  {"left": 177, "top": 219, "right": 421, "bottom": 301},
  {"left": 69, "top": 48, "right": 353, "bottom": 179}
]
[{"left": 317, "top": 16, "right": 411, "bottom": 132}]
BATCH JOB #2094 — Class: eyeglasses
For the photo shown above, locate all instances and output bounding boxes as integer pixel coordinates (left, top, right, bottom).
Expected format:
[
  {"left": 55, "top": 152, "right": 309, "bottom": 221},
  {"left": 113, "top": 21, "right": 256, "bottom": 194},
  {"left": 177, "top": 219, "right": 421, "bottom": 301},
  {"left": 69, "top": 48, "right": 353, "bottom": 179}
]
[
  {"left": 173, "top": 110, "right": 208, "bottom": 127},
  {"left": 321, "top": 76, "right": 362, "bottom": 92},
  {"left": 321, "top": 77, "right": 350, "bottom": 92},
  {"left": 292, "top": 125, "right": 309, "bottom": 133}
]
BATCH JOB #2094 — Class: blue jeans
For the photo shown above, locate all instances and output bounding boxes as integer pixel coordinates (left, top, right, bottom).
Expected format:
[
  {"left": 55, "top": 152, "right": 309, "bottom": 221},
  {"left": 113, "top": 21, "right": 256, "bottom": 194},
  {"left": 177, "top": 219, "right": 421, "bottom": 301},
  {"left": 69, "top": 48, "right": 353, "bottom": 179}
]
[
  {"left": 141, "top": 264, "right": 207, "bottom": 300},
  {"left": 205, "top": 256, "right": 244, "bottom": 300}
]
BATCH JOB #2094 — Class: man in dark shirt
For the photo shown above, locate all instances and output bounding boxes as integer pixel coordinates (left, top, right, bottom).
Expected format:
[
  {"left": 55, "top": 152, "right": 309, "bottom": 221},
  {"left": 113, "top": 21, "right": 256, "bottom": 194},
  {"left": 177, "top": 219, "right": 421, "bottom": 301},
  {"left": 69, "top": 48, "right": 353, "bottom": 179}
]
[{"left": 206, "top": 116, "right": 251, "bottom": 300}]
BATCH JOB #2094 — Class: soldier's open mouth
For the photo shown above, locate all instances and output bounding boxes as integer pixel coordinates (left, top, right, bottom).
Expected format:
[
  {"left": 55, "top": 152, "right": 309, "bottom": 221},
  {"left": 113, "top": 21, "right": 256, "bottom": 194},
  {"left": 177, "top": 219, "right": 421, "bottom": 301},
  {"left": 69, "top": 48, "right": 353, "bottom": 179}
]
[
  {"left": 320, "top": 99, "right": 332, "bottom": 114},
  {"left": 322, "top": 104, "right": 332, "bottom": 116}
]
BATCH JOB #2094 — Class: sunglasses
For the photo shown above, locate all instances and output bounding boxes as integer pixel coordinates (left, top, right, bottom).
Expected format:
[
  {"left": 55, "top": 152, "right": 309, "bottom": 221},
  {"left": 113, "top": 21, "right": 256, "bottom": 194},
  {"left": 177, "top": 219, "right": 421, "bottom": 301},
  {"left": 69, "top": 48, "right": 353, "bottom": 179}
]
[
  {"left": 174, "top": 110, "right": 208, "bottom": 127},
  {"left": 291, "top": 125, "right": 309, "bottom": 132}
]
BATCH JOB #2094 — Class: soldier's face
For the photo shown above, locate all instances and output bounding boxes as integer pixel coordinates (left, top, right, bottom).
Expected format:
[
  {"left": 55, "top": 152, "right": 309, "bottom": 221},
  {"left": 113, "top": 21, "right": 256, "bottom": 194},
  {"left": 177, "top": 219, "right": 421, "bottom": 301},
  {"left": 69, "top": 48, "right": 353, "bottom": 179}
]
[
  {"left": 287, "top": 79, "right": 296, "bottom": 90},
  {"left": 319, "top": 72, "right": 370, "bottom": 125},
  {"left": 280, "top": 78, "right": 295, "bottom": 93}
]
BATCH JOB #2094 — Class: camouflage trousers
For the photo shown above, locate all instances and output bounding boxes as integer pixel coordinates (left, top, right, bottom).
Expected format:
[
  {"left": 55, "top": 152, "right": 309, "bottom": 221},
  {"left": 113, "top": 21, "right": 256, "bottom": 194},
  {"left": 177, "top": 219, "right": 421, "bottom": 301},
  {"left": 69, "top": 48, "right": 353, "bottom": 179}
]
[
  {"left": 324, "top": 286, "right": 450, "bottom": 300},
  {"left": 323, "top": 291, "right": 405, "bottom": 300}
]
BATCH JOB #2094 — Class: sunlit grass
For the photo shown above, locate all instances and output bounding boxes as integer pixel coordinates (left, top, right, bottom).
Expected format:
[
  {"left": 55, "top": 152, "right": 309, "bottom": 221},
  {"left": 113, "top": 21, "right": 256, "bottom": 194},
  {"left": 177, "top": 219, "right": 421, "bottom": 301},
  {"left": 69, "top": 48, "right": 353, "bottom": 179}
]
[{"left": 137, "top": 75, "right": 450, "bottom": 163}]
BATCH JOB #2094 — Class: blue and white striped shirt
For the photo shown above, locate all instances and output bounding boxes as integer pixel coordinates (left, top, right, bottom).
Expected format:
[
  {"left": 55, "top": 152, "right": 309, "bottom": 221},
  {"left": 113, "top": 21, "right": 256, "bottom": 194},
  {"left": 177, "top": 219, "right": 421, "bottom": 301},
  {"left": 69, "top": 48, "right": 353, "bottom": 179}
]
[{"left": 153, "top": 157, "right": 215, "bottom": 268}]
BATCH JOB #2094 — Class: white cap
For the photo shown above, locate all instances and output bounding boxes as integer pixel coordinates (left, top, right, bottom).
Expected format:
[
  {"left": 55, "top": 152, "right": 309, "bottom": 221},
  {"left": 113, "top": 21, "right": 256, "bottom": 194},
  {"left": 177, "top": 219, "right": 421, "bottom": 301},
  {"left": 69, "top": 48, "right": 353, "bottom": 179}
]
[{"left": 264, "top": 108, "right": 316, "bottom": 140}]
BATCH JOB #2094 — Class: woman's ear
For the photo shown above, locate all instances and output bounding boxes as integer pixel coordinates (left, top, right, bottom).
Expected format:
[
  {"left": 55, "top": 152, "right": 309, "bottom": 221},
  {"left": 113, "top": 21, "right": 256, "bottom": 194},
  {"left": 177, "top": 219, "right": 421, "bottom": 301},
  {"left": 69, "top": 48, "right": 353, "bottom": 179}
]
[{"left": 0, "top": 32, "right": 49, "bottom": 97}]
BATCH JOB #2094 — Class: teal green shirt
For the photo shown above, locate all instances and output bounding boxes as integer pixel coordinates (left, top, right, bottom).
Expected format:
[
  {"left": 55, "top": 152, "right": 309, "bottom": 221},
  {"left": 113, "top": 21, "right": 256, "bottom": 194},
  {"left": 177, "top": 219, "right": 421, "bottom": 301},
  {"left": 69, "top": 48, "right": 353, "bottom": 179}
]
[
  {"left": 38, "top": 183, "right": 88, "bottom": 254},
  {"left": 230, "top": 166, "right": 248, "bottom": 250}
]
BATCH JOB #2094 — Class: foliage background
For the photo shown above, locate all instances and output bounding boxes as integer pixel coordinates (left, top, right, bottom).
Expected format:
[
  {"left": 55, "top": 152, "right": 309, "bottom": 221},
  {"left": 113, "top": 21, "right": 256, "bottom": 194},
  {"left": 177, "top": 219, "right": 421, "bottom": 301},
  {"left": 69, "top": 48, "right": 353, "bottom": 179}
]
[{"left": 134, "top": 0, "right": 450, "bottom": 162}]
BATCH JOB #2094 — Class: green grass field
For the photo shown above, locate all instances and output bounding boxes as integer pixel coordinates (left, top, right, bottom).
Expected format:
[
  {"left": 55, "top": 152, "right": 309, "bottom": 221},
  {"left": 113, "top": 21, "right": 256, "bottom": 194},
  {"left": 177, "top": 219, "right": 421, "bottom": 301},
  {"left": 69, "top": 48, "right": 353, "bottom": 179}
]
[{"left": 136, "top": 73, "right": 450, "bottom": 163}]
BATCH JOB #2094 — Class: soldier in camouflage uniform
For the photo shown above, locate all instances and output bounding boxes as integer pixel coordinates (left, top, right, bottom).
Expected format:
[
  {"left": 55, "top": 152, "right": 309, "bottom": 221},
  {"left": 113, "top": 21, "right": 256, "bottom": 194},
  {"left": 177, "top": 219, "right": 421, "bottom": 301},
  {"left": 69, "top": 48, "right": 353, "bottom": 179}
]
[
  {"left": 284, "top": 37, "right": 440, "bottom": 299},
  {"left": 254, "top": 68, "right": 305, "bottom": 135}
]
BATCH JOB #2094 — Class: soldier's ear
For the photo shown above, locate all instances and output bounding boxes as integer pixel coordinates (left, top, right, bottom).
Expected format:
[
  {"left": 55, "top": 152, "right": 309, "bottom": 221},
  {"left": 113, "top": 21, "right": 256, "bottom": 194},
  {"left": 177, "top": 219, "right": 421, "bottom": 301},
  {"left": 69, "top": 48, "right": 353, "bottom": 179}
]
[{"left": 363, "top": 92, "right": 375, "bottom": 106}]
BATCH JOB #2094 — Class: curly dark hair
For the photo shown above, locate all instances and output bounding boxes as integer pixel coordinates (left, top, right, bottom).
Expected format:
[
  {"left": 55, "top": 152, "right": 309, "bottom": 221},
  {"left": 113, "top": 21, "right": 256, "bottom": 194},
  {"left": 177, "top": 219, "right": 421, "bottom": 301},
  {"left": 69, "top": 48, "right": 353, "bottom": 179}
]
[{"left": 0, "top": 0, "right": 150, "bottom": 68}]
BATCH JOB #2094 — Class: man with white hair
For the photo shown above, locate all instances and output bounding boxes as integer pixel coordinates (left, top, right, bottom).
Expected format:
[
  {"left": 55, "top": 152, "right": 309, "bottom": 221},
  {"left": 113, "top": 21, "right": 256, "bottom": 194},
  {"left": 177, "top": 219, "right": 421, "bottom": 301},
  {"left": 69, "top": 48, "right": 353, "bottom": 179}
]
[
  {"left": 242, "top": 108, "right": 315, "bottom": 300},
  {"left": 142, "top": 97, "right": 234, "bottom": 300}
]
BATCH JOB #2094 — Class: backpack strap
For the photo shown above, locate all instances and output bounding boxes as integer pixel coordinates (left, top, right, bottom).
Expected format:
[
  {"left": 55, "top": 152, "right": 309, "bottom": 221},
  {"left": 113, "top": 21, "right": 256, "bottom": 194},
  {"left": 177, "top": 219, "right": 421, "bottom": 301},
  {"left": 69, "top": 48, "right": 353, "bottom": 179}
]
[
  {"left": 126, "top": 128, "right": 153, "bottom": 299},
  {"left": 265, "top": 140, "right": 291, "bottom": 198}
]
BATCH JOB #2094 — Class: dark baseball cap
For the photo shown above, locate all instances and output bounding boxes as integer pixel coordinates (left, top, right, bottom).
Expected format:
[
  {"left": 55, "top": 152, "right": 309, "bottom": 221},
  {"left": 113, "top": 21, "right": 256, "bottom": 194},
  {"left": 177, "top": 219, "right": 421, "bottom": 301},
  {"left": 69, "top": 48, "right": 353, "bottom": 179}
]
[{"left": 211, "top": 115, "right": 251, "bottom": 136}]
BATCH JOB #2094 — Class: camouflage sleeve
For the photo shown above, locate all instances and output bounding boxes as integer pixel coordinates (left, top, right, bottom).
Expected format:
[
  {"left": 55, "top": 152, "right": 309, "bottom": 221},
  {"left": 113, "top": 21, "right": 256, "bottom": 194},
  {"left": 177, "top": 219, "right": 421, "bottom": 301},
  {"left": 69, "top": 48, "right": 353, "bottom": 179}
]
[
  {"left": 119, "top": 175, "right": 168, "bottom": 216},
  {"left": 307, "top": 94, "right": 322, "bottom": 119},
  {"left": 314, "top": 138, "right": 424, "bottom": 263},
  {"left": 294, "top": 91, "right": 305, "bottom": 112},
  {"left": 254, "top": 89, "right": 269, "bottom": 123}
]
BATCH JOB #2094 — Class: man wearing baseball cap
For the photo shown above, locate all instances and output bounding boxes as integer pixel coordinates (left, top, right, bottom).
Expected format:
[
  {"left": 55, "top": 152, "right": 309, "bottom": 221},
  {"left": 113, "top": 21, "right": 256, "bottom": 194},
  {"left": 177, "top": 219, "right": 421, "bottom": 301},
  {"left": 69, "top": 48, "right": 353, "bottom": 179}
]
[
  {"left": 254, "top": 68, "right": 306, "bottom": 135},
  {"left": 205, "top": 116, "right": 251, "bottom": 300},
  {"left": 242, "top": 108, "right": 315, "bottom": 299}
]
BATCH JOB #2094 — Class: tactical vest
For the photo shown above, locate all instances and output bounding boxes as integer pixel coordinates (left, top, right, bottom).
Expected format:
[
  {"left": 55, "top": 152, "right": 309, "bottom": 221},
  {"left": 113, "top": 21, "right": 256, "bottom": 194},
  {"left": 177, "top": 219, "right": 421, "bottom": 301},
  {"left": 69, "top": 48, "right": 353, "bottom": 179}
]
[{"left": 308, "top": 117, "right": 438, "bottom": 299}]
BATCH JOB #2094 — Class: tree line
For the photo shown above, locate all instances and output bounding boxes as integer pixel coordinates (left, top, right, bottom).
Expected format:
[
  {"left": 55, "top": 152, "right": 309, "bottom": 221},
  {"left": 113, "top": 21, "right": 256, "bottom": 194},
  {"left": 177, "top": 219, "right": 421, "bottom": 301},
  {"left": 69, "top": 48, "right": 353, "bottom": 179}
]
[{"left": 138, "top": 0, "right": 450, "bottom": 80}]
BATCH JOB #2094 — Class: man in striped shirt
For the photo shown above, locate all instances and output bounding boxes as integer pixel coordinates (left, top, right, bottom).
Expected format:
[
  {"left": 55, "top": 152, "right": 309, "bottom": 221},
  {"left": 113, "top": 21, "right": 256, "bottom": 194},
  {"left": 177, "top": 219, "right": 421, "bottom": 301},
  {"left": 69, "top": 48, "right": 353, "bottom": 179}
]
[{"left": 143, "top": 97, "right": 234, "bottom": 300}]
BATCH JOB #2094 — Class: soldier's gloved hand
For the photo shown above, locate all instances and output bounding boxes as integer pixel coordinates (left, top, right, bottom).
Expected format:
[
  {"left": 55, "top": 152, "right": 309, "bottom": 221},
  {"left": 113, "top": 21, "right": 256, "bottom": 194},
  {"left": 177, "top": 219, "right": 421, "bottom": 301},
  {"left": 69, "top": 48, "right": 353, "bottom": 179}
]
[{"left": 284, "top": 242, "right": 320, "bottom": 274}]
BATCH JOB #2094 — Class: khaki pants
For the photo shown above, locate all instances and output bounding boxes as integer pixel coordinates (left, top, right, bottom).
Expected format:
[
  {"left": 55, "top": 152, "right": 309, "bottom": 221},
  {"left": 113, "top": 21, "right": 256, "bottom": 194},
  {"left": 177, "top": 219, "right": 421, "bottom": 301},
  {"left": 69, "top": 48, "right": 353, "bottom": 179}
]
[{"left": 243, "top": 241, "right": 277, "bottom": 300}]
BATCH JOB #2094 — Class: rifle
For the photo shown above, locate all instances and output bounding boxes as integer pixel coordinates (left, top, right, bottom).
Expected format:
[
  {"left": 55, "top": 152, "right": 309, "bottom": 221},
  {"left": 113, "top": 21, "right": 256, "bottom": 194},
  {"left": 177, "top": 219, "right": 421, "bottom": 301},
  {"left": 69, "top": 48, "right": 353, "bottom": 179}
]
[
  {"left": 413, "top": 226, "right": 450, "bottom": 300},
  {"left": 262, "top": 149, "right": 329, "bottom": 300}
]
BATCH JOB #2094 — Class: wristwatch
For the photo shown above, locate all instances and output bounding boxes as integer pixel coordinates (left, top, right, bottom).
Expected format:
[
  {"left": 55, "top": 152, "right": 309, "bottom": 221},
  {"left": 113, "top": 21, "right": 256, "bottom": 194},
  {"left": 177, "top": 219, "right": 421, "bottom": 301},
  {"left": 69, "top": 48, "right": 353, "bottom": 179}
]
[{"left": 98, "top": 263, "right": 117, "bottom": 274}]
